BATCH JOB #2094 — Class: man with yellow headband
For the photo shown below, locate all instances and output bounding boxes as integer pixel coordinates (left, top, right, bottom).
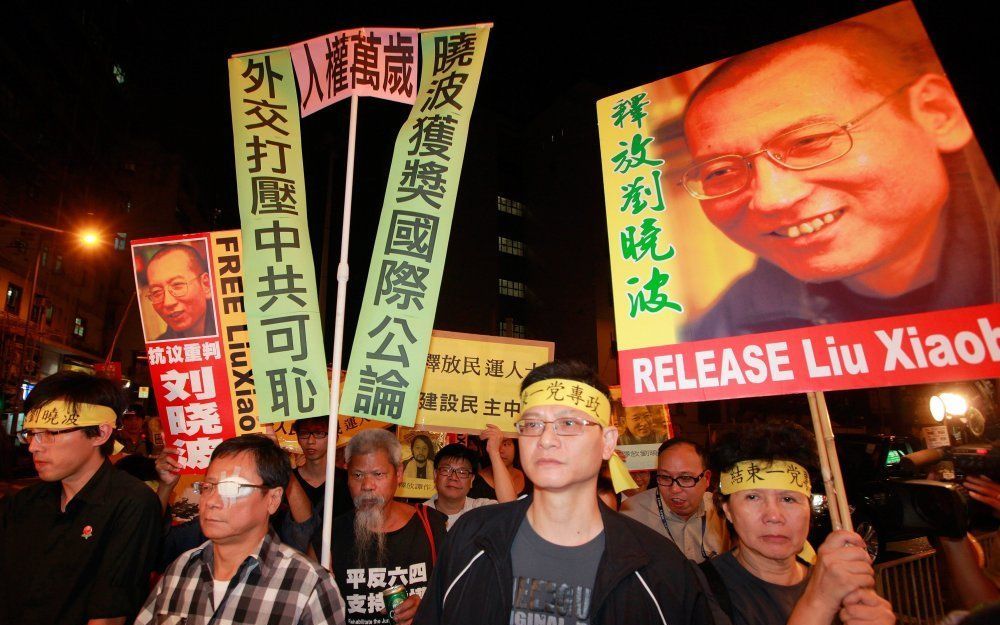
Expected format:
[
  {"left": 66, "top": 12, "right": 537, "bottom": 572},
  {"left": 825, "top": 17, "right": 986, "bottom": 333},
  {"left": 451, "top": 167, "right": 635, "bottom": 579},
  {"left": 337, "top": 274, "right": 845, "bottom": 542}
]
[
  {"left": 414, "top": 360, "right": 716, "bottom": 625},
  {"left": 699, "top": 421, "right": 894, "bottom": 625},
  {"left": 0, "top": 372, "right": 162, "bottom": 625}
]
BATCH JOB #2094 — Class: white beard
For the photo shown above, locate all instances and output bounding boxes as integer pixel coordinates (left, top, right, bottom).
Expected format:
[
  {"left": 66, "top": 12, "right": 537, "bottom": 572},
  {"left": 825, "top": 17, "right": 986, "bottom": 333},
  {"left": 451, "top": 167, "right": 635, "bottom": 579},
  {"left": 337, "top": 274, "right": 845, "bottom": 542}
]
[{"left": 353, "top": 493, "right": 388, "bottom": 567}]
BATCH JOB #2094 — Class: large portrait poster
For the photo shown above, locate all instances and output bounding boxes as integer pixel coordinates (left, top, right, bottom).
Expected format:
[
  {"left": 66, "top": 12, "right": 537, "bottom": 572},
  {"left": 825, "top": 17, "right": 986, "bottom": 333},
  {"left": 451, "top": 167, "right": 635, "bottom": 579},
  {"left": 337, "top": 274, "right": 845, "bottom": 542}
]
[
  {"left": 132, "top": 232, "right": 260, "bottom": 473},
  {"left": 598, "top": 1, "right": 1000, "bottom": 406}
]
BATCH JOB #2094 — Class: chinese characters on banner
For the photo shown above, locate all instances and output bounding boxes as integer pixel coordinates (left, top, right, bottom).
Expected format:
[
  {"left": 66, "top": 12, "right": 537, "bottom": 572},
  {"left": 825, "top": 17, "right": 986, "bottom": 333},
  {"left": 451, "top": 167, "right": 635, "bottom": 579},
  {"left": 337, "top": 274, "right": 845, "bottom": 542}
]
[
  {"left": 415, "top": 331, "right": 553, "bottom": 434},
  {"left": 290, "top": 27, "right": 418, "bottom": 117},
  {"left": 132, "top": 232, "right": 260, "bottom": 473},
  {"left": 341, "top": 26, "right": 492, "bottom": 427},
  {"left": 597, "top": 2, "right": 1000, "bottom": 406},
  {"left": 395, "top": 428, "right": 449, "bottom": 499},
  {"left": 229, "top": 49, "right": 330, "bottom": 423}
]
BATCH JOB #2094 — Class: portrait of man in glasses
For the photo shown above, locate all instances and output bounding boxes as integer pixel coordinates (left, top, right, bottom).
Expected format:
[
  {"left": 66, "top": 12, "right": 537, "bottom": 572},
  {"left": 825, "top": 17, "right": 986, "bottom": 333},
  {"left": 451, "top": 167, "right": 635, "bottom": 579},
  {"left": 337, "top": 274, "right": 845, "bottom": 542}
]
[
  {"left": 677, "top": 8, "right": 998, "bottom": 341},
  {"left": 137, "top": 241, "right": 218, "bottom": 341}
]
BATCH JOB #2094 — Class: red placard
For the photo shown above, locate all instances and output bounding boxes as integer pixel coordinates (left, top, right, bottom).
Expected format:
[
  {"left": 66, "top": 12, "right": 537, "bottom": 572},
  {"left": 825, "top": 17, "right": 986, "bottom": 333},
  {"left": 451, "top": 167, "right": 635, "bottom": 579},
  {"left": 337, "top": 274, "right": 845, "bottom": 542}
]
[{"left": 620, "top": 304, "right": 1000, "bottom": 405}]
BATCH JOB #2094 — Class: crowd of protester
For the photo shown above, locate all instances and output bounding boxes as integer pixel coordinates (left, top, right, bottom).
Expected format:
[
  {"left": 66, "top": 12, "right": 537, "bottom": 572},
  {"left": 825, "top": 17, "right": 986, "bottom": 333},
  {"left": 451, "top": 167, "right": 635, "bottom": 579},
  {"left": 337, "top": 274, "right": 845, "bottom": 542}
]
[{"left": 2, "top": 365, "right": 999, "bottom": 624}]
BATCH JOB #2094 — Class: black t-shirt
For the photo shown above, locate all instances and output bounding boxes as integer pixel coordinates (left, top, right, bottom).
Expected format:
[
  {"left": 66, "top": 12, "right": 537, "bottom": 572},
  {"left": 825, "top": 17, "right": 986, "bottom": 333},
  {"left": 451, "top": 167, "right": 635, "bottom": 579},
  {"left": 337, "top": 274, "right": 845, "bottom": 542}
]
[
  {"left": 0, "top": 461, "right": 163, "bottom": 625},
  {"left": 293, "top": 466, "right": 354, "bottom": 517},
  {"left": 467, "top": 472, "right": 533, "bottom": 500},
  {"left": 706, "top": 551, "right": 810, "bottom": 625},
  {"left": 315, "top": 506, "right": 446, "bottom": 625}
]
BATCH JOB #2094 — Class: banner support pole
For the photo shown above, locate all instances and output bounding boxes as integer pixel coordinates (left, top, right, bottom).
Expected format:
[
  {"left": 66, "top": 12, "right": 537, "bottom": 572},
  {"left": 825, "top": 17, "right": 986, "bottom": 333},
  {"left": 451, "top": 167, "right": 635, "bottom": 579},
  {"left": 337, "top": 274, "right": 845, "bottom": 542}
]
[
  {"left": 807, "top": 391, "right": 852, "bottom": 532},
  {"left": 322, "top": 93, "right": 359, "bottom": 570}
]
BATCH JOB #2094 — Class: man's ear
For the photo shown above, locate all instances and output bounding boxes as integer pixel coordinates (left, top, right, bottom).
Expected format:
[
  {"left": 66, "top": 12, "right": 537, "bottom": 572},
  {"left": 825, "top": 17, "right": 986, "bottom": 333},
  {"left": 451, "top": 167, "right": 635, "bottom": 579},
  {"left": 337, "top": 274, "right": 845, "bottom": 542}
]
[
  {"left": 199, "top": 272, "right": 212, "bottom": 297},
  {"left": 906, "top": 73, "right": 973, "bottom": 153},
  {"left": 267, "top": 487, "right": 284, "bottom": 515},
  {"left": 601, "top": 426, "right": 620, "bottom": 460},
  {"left": 92, "top": 423, "right": 115, "bottom": 448}
]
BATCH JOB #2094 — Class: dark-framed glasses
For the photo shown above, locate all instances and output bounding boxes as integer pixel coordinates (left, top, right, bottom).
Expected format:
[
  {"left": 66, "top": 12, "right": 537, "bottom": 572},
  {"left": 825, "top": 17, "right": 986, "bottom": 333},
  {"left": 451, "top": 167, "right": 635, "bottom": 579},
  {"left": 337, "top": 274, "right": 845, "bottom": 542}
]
[
  {"left": 145, "top": 276, "right": 201, "bottom": 304},
  {"left": 295, "top": 431, "right": 329, "bottom": 441},
  {"left": 681, "top": 82, "right": 912, "bottom": 200},
  {"left": 514, "top": 417, "right": 601, "bottom": 436},
  {"left": 193, "top": 481, "right": 269, "bottom": 497},
  {"left": 16, "top": 427, "right": 88, "bottom": 444},
  {"left": 436, "top": 465, "right": 474, "bottom": 478},
  {"left": 656, "top": 471, "right": 706, "bottom": 488}
]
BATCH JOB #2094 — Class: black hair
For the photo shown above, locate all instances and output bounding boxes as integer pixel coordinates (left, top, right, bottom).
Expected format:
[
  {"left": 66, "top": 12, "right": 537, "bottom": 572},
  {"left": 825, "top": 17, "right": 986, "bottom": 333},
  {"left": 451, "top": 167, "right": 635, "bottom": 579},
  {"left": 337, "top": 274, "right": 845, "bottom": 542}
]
[
  {"left": 434, "top": 443, "right": 480, "bottom": 472},
  {"left": 146, "top": 243, "right": 209, "bottom": 279},
  {"left": 211, "top": 434, "right": 291, "bottom": 490},
  {"left": 710, "top": 420, "right": 819, "bottom": 502},
  {"left": 657, "top": 438, "right": 709, "bottom": 470},
  {"left": 115, "top": 454, "right": 158, "bottom": 481},
  {"left": 25, "top": 371, "right": 127, "bottom": 457},
  {"left": 521, "top": 360, "right": 609, "bottom": 399},
  {"left": 410, "top": 434, "right": 436, "bottom": 462},
  {"left": 293, "top": 416, "right": 330, "bottom": 432}
]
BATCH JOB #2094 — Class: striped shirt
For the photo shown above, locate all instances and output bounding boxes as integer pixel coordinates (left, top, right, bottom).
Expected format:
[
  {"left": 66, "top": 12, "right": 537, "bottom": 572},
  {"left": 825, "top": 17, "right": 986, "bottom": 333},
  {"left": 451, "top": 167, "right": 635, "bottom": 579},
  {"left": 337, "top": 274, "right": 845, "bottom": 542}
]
[{"left": 135, "top": 532, "right": 345, "bottom": 625}]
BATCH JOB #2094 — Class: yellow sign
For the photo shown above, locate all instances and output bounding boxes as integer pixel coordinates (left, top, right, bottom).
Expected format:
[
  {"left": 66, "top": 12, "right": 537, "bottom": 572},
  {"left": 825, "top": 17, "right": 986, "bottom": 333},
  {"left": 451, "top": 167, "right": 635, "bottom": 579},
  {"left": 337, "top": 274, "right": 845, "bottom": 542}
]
[{"left": 414, "top": 331, "right": 554, "bottom": 434}]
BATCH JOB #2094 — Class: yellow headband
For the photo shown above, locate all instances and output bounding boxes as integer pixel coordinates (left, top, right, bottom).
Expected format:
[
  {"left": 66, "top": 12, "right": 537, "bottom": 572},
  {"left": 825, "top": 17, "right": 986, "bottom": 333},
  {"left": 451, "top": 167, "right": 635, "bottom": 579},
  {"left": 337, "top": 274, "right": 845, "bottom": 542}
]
[
  {"left": 24, "top": 399, "right": 118, "bottom": 430},
  {"left": 719, "top": 460, "right": 812, "bottom": 496},
  {"left": 520, "top": 379, "right": 637, "bottom": 494},
  {"left": 721, "top": 460, "right": 816, "bottom": 565}
]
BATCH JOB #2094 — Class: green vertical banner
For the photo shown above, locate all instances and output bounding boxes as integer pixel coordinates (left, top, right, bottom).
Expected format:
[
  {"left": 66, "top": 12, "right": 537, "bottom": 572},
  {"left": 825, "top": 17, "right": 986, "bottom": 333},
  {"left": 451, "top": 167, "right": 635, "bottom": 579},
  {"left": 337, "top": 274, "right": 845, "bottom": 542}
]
[
  {"left": 342, "top": 25, "right": 492, "bottom": 426},
  {"left": 228, "top": 48, "right": 330, "bottom": 423}
]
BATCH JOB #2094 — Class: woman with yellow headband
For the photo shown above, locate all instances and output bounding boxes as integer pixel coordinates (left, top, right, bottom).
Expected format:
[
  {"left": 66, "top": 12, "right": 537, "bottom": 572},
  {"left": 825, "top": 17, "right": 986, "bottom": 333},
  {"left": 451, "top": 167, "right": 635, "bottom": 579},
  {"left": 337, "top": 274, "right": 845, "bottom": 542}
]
[
  {"left": 700, "top": 421, "right": 894, "bottom": 625},
  {"left": 413, "top": 360, "right": 715, "bottom": 625}
]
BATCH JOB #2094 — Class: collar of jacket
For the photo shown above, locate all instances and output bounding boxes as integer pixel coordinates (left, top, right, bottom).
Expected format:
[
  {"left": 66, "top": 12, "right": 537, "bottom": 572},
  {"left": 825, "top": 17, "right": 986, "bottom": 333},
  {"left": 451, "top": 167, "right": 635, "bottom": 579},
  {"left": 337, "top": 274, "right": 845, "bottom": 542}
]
[{"left": 469, "top": 495, "right": 654, "bottom": 614}]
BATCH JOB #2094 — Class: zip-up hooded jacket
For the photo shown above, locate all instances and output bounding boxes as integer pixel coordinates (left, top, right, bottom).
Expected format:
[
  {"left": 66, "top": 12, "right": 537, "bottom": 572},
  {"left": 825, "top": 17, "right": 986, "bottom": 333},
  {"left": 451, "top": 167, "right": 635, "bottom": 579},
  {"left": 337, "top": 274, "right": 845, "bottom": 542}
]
[{"left": 414, "top": 496, "right": 718, "bottom": 625}]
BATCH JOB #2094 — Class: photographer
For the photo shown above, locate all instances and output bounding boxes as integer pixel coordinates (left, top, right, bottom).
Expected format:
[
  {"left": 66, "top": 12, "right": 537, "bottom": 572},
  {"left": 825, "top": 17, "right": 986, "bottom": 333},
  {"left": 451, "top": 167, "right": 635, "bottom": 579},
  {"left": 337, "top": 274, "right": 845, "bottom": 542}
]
[{"left": 933, "top": 474, "right": 1000, "bottom": 610}]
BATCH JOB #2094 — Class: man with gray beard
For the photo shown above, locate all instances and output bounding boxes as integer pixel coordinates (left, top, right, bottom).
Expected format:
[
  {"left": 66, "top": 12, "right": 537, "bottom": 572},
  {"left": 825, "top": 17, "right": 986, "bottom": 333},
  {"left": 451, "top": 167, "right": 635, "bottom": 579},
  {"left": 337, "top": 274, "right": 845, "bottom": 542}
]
[{"left": 309, "top": 429, "right": 446, "bottom": 625}]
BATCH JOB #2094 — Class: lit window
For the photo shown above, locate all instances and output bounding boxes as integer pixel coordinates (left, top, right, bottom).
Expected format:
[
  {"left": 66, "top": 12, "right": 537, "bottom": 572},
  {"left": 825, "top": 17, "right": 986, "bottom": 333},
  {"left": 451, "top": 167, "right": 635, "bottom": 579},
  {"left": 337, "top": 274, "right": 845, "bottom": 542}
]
[
  {"left": 498, "top": 320, "right": 527, "bottom": 338},
  {"left": 113, "top": 64, "right": 125, "bottom": 85},
  {"left": 114, "top": 233, "right": 127, "bottom": 251},
  {"left": 498, "top": 279, "right": 525, "bottom": 298},
  {"left": 498, "top": 236, "right": 524, "bottom": 256},
  {"left": 5, "top": 284, "right": 23, "bottom": 313},
  {"left": 497, "top": 196, "right": 524, "bottom": 216},
  {"left": 73, "top": 317, "right": 86, "bottom": 338}
]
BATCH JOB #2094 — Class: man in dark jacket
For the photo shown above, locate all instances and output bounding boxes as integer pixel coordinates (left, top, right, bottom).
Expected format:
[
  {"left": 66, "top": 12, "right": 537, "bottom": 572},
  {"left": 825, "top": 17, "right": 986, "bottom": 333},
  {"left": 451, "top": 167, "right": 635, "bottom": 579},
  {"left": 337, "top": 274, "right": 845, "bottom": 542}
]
[{"left": 414, "top": 360, "right": 715, "bottom": 625}]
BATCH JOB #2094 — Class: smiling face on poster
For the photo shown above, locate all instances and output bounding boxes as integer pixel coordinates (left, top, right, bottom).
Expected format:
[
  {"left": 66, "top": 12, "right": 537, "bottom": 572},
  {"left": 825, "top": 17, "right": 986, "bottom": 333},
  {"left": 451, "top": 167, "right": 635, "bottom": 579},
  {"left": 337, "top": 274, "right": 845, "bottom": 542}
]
[
  {"left": 135, "top": 241, "right": 219, "bottom": 342},
  {"left": 598, "top": 1, "right": 1000, "bottom": 406}
]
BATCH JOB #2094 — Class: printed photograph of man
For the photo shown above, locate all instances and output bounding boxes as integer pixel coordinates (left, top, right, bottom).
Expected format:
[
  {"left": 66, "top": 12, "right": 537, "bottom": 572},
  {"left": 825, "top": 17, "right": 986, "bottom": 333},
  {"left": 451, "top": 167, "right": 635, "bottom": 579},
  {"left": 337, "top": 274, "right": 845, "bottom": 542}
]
[
  {"left": 679, "top": 5, "right": 999, "bottom": 341},
  {"left": 402, "top": 434, "right": 436, "bottom": 480},
  {"left": 134, "top": 240, "right": 218, "bottom": 341}
]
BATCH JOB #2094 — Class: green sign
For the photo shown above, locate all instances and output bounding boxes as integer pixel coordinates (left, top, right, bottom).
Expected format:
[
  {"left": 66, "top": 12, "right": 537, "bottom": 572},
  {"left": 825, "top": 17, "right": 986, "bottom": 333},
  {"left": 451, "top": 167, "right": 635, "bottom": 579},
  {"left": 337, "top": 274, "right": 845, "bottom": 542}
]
[
  {"left": 342, "top": 26, "right": 492, "bottom": 426},
  {"left": 228, "top": 49, "right": 330, "bottom": 423}
]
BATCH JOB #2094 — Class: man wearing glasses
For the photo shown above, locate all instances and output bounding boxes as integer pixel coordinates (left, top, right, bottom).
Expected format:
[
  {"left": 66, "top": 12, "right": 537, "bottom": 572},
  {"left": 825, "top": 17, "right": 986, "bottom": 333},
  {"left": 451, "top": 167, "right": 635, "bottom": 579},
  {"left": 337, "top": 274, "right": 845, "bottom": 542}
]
[
  {"left": 424, "top": 426, "right": 517, "bottom": 528},
  {"left": 137, "top": 434, "right": 346, "bottom": 625},
  {"left": 622, "top": 439, "right": 730, "bottom": 563},
  {"left": 679, "top": 20, "right": 996, "bottom": 342},
  {"left": 143, "top": 243, "right": 216, "bottom": 340},
  {"left": 0, "top": 372, "right": 162, "bottom": 625},
  {"left": 414, "top": 360, "right": 715, "bottom": 625}
]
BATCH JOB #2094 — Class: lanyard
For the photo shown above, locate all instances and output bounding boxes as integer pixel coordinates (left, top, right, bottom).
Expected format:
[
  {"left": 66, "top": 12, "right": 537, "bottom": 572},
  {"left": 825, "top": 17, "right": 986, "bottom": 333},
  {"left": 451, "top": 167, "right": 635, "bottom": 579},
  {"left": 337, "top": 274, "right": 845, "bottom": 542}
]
[{"left": 655, "top": 489, "right": 714, "bottom": 560}]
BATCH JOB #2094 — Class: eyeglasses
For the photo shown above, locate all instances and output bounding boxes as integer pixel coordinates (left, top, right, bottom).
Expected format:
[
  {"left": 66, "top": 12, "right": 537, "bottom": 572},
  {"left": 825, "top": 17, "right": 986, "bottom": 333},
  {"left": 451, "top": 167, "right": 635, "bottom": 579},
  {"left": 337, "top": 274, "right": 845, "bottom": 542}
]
[
  {"left": 145, "top": 276, "right": 202, "bottom": 304},
  {"left": 295, "top": 431, "right": 328, "bottom": 440},
  {"left": 193, "top": 481, "right": 269, "bottom": 497},
  {"left": 656, "top": 471, "right": 706, "bottom": 488},
  {"left": 514, "top": 417, "right": 602, "bottom": 436},
  {"left": 16, "top": 427, "right": 88, "bottom": 444},
  {"left": 436, "top": 466, "right": 474, "bottom": 478},
  {"left": 348, "top": 470, "right": 392, "bottom": 482},
  {"left": 681, "top": 82, "right": 912, "bottom": 200}
]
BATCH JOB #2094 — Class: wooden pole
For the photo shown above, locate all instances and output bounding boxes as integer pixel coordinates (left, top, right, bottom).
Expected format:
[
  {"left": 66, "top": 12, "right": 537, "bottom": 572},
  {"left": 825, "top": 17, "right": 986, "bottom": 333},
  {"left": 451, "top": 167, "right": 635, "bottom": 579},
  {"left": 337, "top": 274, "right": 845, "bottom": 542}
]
[
  {"left": 816, "top": 391, "right": 853, "bottom": 531},
  {"left": 807, "top": 391, "right": 844, "bottom": 531}
]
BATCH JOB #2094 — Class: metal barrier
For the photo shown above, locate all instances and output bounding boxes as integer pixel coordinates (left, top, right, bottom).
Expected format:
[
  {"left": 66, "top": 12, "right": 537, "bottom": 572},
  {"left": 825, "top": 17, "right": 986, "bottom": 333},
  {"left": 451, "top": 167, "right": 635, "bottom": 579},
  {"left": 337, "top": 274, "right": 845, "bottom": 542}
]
[{"left": 875, "top": 550, "right": 947, "bottom": 625}]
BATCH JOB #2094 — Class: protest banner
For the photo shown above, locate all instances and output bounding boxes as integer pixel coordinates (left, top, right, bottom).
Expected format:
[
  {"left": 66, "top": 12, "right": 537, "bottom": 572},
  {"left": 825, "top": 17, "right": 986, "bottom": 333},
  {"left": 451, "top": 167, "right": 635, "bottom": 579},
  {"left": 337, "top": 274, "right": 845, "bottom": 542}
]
[
  {"left": 597, "top": 1, "right": 1000, "bottom": 406},
  {"left": 132, "top": 232, "right": 257, "bottom": 473},
  {"left": 341, "top": 25, "right": 492, "bottom": 427},
  {"left": 415, "top": 330, "right": 554, "bottom": 434},
  {"left": 229, "top": 48, "right": 330, "bottom": 423},
  {"left": 395, "top": 427, "right": 449, "bottom": 499},
  {"left": 609, "top": 386, "right": 671, "bottom": 471},
  {"left": 290, "top": 27, "right": 418, "bottom": 116}
]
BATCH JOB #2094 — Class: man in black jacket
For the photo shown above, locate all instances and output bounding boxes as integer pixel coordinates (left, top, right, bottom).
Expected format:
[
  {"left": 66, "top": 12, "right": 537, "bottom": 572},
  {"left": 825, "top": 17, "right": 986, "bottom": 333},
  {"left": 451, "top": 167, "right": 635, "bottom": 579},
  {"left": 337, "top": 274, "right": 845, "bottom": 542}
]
[{"left": 414, "top": 360, "right": 715, "bottom": 625}]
